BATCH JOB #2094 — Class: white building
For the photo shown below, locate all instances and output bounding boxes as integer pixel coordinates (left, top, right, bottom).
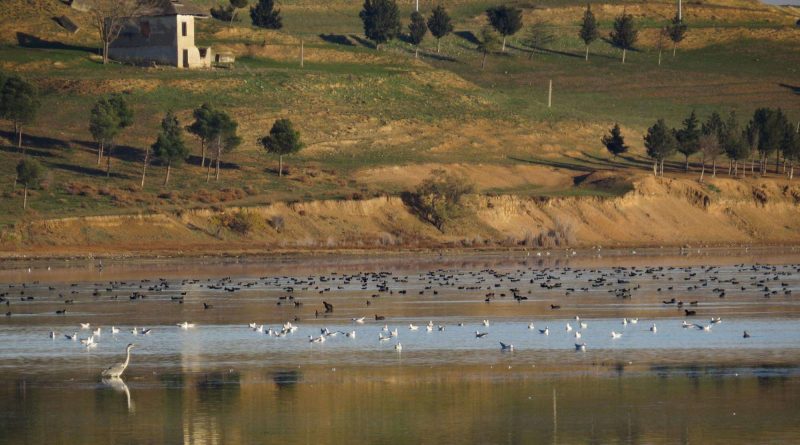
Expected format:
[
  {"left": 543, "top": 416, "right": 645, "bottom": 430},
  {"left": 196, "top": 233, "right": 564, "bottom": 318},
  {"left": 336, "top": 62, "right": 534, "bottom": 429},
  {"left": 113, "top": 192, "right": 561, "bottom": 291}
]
[{"left": 109, "top": 1, "right": 212, "bottom": 69}]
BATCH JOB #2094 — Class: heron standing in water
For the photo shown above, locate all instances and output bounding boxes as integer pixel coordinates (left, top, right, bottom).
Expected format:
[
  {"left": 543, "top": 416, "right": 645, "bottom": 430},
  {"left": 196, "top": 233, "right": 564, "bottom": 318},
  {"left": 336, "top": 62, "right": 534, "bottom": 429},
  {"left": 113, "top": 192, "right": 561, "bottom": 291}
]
[{"left": 101, "top": 343, "right": 135, "bottom": 379}]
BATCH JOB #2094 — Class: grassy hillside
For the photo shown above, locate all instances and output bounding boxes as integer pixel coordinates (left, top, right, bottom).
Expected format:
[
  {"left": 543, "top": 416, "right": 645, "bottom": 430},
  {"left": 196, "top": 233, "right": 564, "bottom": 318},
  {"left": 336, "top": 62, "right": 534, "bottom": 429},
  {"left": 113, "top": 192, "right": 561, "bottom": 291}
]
[{"left": 0, "top": 0, "right": 798, "bottom": 236}]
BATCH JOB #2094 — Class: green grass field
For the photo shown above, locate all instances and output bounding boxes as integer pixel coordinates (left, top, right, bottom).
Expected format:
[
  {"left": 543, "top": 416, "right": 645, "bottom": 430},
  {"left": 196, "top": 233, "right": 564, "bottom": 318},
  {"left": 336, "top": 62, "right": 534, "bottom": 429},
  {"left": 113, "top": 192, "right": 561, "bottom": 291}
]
[{"left": 0, "top": 0, "right": 798, "bottom": 227}]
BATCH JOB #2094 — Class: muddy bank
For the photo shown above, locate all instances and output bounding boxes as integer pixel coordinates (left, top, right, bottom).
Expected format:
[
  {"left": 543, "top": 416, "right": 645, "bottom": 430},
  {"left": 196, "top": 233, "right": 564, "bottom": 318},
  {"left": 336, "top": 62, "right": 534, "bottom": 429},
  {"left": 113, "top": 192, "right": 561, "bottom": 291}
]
[{"left": 2, "top": 176, "right": 800, "bottom": 259}]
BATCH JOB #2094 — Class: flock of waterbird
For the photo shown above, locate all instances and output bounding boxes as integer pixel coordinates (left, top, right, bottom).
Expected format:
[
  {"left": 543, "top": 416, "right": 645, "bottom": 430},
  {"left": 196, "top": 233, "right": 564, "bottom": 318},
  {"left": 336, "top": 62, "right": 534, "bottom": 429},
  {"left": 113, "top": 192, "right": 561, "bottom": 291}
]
[{"left": 5, "top": 260, "right": 796, "bottom": 379}]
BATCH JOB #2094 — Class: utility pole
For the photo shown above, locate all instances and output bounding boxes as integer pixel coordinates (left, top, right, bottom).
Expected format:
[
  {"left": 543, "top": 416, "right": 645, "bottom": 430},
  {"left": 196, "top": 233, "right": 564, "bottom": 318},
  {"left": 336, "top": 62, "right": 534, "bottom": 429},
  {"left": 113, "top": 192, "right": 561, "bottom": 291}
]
[
  {"left": 416, "top": 0, "right": 419, "bottom": 12},
  {"left": 300, "top": 39, "right": 304, "bottom": 68},
  {"left": 678, "top": 0, "right": 682, "bottom": 20}
]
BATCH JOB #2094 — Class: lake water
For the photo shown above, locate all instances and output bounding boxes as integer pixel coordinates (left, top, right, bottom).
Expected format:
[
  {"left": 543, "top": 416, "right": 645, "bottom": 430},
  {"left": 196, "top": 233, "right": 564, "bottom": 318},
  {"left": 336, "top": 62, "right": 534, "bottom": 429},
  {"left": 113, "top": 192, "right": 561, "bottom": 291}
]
[{"left": 1, "top": 249, "right": 799, "bottom": 444}]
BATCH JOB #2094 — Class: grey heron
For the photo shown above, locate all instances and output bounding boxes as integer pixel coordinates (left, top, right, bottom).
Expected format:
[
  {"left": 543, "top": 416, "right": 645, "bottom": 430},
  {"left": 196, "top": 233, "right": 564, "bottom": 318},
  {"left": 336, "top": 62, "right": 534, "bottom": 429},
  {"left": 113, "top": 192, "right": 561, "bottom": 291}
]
[{"left": 101, "top": 343, "right": 135, "bottom": 379}]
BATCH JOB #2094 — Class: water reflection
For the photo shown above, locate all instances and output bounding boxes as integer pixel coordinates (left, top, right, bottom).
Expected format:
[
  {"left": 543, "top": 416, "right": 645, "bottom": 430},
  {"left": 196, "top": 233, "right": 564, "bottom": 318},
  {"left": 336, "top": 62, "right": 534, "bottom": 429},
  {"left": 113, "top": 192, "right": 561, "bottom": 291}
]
[{"left": 100, "top": 377, "right": 133, "bottom": 413}]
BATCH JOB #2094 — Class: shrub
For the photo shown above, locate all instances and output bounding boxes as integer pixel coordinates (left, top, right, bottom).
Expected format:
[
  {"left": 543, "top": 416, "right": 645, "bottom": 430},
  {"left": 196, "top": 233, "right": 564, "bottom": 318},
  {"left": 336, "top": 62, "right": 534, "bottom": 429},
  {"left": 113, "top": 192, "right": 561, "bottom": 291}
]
[
  {"left": 402, "top": 170, "right": 474, "bottom": 232},
  {"left": 214, "top": 210, "right": 265, "bottom": 235},
  {"left": 268, "top": 215, "right": 285, "bottom": 232}
]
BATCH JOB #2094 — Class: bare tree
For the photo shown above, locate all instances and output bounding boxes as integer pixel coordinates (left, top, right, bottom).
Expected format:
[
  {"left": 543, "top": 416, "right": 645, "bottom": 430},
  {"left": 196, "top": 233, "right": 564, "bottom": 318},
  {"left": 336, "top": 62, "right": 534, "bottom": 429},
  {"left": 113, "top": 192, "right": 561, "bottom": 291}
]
[{"left": 87, "top": 0, "right": 161, "bottom": 64}]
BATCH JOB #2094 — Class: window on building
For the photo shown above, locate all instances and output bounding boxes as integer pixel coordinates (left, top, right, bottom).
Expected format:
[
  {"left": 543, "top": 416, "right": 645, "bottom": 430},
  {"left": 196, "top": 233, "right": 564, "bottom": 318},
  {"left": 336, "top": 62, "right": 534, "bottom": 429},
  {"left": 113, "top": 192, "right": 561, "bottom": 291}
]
[{"left": 181, "top": 22, "right": 187, "bottom": 37}]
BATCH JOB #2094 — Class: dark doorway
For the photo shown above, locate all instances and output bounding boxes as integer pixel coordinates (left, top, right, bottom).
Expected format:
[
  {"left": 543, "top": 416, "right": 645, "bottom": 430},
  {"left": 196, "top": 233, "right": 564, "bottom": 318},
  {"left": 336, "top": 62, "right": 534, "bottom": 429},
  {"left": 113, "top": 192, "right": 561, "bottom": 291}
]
[{"left": 182, "top": 49, "right": 189, "bottom": 68}]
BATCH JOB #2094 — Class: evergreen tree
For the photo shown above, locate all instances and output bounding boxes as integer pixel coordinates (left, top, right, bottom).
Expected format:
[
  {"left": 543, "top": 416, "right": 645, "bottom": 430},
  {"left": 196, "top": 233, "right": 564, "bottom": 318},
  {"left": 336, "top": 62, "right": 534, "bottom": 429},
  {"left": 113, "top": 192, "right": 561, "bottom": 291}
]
[
  {"left": 666, "top": 14, "right": 687, "bottom": 57},
  {"left": 229, "top": 0, "right": 248, "bottom": 24},
  {"left": 601, "top": 123, "right": 628, "bottom": 159},
  {"left": 250, "top": 0, "right": 282, "bottom": 29},
  {"left": 359, "top": 0, "right": 401, "bottom": 49},
  {"left": 782, "top": 122, "right": 800, "bottom": 180},
  {"left": 427, "top": 5, "right": 453, "bottom": 53},
  {"left": 16, "top": 158, "right": 42, "bottom": 210},
  {"left": 187, "top": 103, "right": 215, "bottom": 168},
  {"left": 486, "top": 5, "right": 523, "bottom": 52},
  {"left": 476, "top": 26, "right": 500, "bottom": 70},
  {"left": 722, "top": 112, "right": 749, "bottom": 176},
  {"left": 408, "top": 11, "right": 428, "bottom": 58},
  {"left": 675, "top": 110, "right": 701, "bottom": 171},
  {"left": 700, "top": 111, "right": 725, "bottom": 178},
  {"left": 748, "top": 108, "right": 790, "bottom": 174},
  {"left": 152, "top": 111, "right": 189, "bottom": 187},
  {"left": 88, "top": 94, "right": 132, "bottom": 177},
  {"left": 610, "top": 12, "right": 638, "bottom": 63},
  {"left": 0, "top": 75, "right": 40, "bottom": 152},
  {"left": 259, "top": 118, "right": 304, "bottom": 177},
  {"left": 644, "top": 119, "right": 676, "bottom": 176},
  {"left": 579, "top": 4, "right": 599, "bottom": 61}
]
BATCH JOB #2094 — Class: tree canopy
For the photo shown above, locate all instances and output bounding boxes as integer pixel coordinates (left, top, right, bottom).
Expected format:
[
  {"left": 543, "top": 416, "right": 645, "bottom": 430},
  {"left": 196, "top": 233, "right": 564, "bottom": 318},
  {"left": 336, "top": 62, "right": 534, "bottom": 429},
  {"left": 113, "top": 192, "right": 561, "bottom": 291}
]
[
  {"left": 408, "top": 11, "right": 428, "bottom": 58},
  {"left": 16, "top": 158, "right": 42, "bottom": 209},
  {"left": 250, "top": 0, "right": 282, "bottom": 29},
  {"left": 521, "top": 20, "right": 555, "bottom": 59},
  {"left": 675, "top": 110, "right": 701, "bottom": 170},
  {"left": 610, "top": 12, "right": 638, "bottom": 63},
  {"left": 89, "top": 93, "right": 133, "bottom": 173},
  {"left": 360, "top": 0, "right": 401, "bottom": 48},
  {"left": 601, "top": 123, "right": 629, "bottom": 159},
  {"left": 644, "top": 118, "right": 676, "bottom": 176},
  {"left": 259, "top": 118, "right": 304, "bottom": 177},
  {"left": 579, "top": 4, "right": 599, "bottom": 60},
  {"left": 486, "top": 5, "right": 523, "bottom": 51},
  {"left": 0, "top": 75, "right": 40, "bottom": 150},
  {"left": 667, "top": 14, "right": 688, "bottom": 56},
  {"left": 427, "top": 5, "right": 453, "bottom": 53},
  {"left": 152, "top": 111, "right": 189, "bottom": 186}
]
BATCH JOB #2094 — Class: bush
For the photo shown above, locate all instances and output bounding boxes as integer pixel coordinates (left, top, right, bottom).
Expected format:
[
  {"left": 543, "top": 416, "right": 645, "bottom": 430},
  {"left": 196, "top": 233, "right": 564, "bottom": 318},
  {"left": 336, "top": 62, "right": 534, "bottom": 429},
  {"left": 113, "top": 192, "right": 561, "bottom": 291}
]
[
  {"left": 402, "top": 170, "right": 474, "bottom": 232},
  {"left": 214, "top": 210, "right": 265, "bottom": 235},
  {"left": 210, "top": 5, "right": 235, "bottom": 22}
]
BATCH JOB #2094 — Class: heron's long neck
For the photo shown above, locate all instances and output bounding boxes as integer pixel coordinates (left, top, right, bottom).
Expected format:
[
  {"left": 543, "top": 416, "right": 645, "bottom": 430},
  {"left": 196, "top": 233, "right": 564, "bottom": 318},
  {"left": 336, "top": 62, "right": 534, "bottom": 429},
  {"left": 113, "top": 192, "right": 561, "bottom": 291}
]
[{"left": 123, "top": 347, "right": 132, "bottom": 367}]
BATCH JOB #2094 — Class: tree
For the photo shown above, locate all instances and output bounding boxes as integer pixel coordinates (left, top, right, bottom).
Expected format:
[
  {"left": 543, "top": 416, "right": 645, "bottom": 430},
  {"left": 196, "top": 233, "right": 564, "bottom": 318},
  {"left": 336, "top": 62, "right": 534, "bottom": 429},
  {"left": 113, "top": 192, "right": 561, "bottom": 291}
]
[
  {"left": 89, "top": 94, "right": 133, "bottom": 176},
  {"left": 408, "top": 11, "right": 428, "bottom": 59},
  {"left": 259, "top": 118, "right": 304, "bottom": 177},
  {"left": 644, "top": 119, "right": 676, "bottom": 176},
  {"left": 86, "top": 0, "right": 160, "bottom": 65},
  {"left": 359, "top": 0, "right": 401, "bottom": 50},
  {"left": 700, "top": 111, "right": 725, "bottom": 178},
  {"left": 521, "top": 21, "right": 555, "bottom": 59},
  {"left": 675, "top": 110, "right": 701, "bottom": 171},
  {"left": 610, "top": 11, "right": 638, "bottom": 64},
  {"left": 748, "top": 108, "right": 789, "bottom": 174},
  {"left": 205, "top": 109, "right": 241, "bottom": 182},
  {"left": 601, "top": 123, "right": 628, "bottom": 159},
  {"left": 579, "top": 3, "right": 599, "bottom": 61},
  {"left": 666, "top": 14, "right": 688, "bottom": 57},
  {"left": 187, "top": 103, "right": 215, "bottom": 168},
  {"left": 404, "top": 170, "right": 474, "bottom": 231},
  {"left": 427, "top": 5, "right": 453, "bottom": 54},
  {"left": 16, "top": 158, "right": 42, "bottom": 210},
  {"left": 476, "top": 26, "right": 500, "bottom": 70},
  {"left": 250, "top": 0, "right": 282, "bottom": 29},
  {"left": 229, "top": 0, "right": 248, "bottom": 24},
  {"left": 782, "top": 123, "right": 800, "bottom": 180},
  {"left": 0, "top": 75, "right": 39, "bottom": 152},
  {"left": 722, "top": 112, "right": 749, "bottom": 177},
  {"left": 152, "top": 111, "right": 189, "bottom": 187},
  {"left": 486, "top": 5, "right": 523, "bottom": 52}
]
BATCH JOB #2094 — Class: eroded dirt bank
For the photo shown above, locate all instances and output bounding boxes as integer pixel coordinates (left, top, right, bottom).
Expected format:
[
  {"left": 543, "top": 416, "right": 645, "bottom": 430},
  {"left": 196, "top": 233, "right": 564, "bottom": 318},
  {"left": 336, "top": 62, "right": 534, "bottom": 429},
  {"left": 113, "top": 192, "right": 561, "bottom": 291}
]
[{"left": 2, "top": 176, "right": 800, "bottom": 258}]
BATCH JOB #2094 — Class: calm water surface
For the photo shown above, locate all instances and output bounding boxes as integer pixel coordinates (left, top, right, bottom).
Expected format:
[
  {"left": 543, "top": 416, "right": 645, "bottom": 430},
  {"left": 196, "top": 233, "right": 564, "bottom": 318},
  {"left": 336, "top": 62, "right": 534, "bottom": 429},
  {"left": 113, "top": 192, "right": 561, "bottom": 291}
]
[{"left": 1, "top": 249, "right": 800, "bottom": 444}]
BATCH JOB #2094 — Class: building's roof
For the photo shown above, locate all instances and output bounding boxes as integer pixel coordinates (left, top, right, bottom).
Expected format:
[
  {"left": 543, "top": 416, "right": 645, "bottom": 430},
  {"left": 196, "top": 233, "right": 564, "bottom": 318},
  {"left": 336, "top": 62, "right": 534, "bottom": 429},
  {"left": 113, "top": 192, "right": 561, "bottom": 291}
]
[{"left": 151, "top": 0, "right": 208, "bottom": 17}]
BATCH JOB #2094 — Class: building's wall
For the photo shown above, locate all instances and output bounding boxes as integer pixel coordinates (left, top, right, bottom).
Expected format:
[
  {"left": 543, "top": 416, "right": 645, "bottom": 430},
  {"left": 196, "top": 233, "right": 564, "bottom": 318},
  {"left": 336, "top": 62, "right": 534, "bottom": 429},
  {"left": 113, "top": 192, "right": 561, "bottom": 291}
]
[{"left": 109, "top": 15, "right": 211, "bottom": 69}]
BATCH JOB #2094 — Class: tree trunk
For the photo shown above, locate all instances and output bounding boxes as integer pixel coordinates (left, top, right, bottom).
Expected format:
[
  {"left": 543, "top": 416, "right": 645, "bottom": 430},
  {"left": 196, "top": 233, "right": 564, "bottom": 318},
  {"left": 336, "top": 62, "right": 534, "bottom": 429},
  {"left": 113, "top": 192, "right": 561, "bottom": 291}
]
[
  {"left": 215, "top": 145, "right": 221, "bottom": 181},
  {"left": 653, "top": 159, "right": 658, "bottom": 176},
  {"left": 660, "top": 159, "right": 665, "bottom": 177},
  {"left": 776, "top": 150, "right": 780, "bottom": 174},
  {"left": 672, "top": 42, "right": 677, "bottom": 58},
  {"left": 200, "top": 140, "right": 206, "bottom": 168},
  {"left": 734, "top": 161, "right": 738, "bottom": 177},
  {"left": 700, "top": 161, "right": 705, "bottom": 182},
  {"left": 106, "top": 148, "right": 112, "bottom": 177},
  {"left": 140, "top": 147, "right": 149, "bottom": 189},
  {"left": 712, "top": 158, "right": 717, "bottom": 177},
  {"left": 437, "top": 38, "right": 441, "bottom": 54},
  {"left": 658, "top": 48, "right": 662, "bottom": 66},
  {"left": 585, "top": 45, "right": 589, "bottom": 61},
  {"left": 17, "top": 125, "right": 23, "bottom": 152},
  {"left": 728, "top": 160, "right": 732, "bottom": 176},
  {"left": 415, "top": 46, "right": 419, "bottom": 59},
  {"left": 97, "top": 142, "right": 104, "bottom": 166},
  {"left": 791, "top": 164, "right": 794, "bottom": 181},
  {"left": 502, "top": 36, "right": 506, "bottom": 52},
  {"left": 103, "top": 41, "right": 110, "bottom": 65},
  {"left": 622, "top": 48, "right": 626, "bottom": 64},
  {"left": 685, "top": 155, "right": 689, "bottom": 172},
  {"left": 206, "top": 156, "right": 212, "bottom": 183},
  {"left": 279, "top": 155, "right": 283, "bottom": 178},
  {"left": 481, "top": 52, "right": 487, "bottom": 70},
  {"left": 23, "top": 185, "right": 28, "bottom": 210},
  {"left": 164, "top": 161, "right": 171, "bottom": 186}
]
